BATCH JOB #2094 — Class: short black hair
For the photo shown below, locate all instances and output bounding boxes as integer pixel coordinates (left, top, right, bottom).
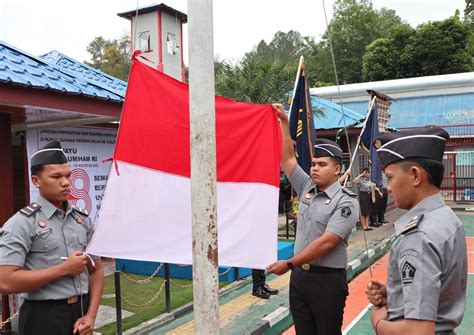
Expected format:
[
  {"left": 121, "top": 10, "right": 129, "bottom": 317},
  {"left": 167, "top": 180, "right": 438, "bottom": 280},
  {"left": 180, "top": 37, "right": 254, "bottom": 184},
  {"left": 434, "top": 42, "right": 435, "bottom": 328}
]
[
  {"left": 31, "top": 165, "right": 44, "bottom": 177},
  {"left": 398, "top": 158, "right": 444, "bottom": 188},
  {"left": 362, "top": 167, "right": 370, "bottom": 173},
  {"left": 331, "top": 156, "right": 342, "bottom": 167}
]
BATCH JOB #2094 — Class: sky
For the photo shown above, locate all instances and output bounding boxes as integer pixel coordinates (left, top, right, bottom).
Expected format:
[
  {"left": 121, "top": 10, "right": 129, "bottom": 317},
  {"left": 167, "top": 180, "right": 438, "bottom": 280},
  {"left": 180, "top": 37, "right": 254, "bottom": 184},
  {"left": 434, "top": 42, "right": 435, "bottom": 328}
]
[{"left": 0, "top": 0, "right": 467, "bottom": 65}]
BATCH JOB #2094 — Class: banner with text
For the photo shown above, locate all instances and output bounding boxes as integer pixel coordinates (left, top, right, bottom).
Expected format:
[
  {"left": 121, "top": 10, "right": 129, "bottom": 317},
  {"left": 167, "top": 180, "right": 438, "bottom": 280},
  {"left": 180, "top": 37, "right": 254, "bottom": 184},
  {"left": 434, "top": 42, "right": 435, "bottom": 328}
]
[{"left": 26, "top": 126, "right": 117, "bottom": 221}]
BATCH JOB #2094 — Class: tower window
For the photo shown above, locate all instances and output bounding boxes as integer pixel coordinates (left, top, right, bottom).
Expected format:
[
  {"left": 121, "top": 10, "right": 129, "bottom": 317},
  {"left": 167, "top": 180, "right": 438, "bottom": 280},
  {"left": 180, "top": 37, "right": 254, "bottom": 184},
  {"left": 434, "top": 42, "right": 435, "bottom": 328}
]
[
  {"left": 138, "top": 31, "right": 150, "bottom": 51},
  {"left": 167, "top": 33, "right": 177, "bottom": 55}
]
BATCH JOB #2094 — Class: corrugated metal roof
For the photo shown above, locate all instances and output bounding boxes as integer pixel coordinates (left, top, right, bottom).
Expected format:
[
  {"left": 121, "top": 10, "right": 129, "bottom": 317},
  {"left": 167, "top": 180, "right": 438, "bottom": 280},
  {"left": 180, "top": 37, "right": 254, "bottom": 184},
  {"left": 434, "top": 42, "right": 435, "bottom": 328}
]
[
  {"left": 342, "top": 93, "right": 474, "bottom": 137},
  {"left": 40, "top": 50, "right": 127, "bottom": 98},
  {"left": 343, "top": 93, "right": 474, "bottom": 128},
  {"left": 310, "top": 96, "right": 365, "bottom": 130},
  {"left": 0, "top": 41, "right": 124, "bottom": 102}
]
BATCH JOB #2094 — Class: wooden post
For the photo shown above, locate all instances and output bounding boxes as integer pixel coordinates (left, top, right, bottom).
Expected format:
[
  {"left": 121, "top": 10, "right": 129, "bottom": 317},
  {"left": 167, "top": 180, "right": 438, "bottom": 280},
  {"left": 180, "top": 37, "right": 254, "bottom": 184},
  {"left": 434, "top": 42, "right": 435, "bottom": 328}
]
[{"left": 187, "top": 0, "right": 219, "bottom": 333}]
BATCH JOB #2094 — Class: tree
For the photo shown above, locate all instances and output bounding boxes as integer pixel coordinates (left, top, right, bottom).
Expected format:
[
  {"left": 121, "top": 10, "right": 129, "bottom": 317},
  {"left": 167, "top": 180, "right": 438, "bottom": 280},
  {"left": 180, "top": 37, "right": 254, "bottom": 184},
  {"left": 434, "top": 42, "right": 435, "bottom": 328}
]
[
  {"left": 466, "top": 0, "right": 474, "bottom": 21},
  {"left": 362, "top": 24, "right": 415, "bottom": 80},
  {"left": 362, "top": 17, "right": 472, "bottom": 80},
  {"left": 317, "top": 0, "right": 403, "bottom": 84},
  {"left": 215, "top": 53, "right": 294, "bottom": 104},
  {"left": 85, "top": 33, "right": 131, "bottom": 81}
]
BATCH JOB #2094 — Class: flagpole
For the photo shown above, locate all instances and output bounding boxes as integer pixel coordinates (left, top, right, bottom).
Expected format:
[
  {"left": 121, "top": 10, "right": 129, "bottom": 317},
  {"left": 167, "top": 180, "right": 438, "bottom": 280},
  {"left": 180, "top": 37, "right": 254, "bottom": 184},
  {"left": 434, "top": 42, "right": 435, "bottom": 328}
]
[
  {"left": 188, "top": 0, "right": 219, "bottom": 333},
  {"left": 343, "top": 96, "right": 377, "bottom": 186},
  {"left": 288, "top": 55, "right": 304, "bottom": 119}
]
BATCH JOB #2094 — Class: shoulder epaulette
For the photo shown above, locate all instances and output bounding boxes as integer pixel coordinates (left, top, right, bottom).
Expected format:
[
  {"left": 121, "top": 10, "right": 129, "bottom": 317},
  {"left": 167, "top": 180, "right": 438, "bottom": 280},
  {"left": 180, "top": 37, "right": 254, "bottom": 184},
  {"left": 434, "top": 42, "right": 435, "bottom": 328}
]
[
  {"left": 401, "top": 214, "right": 424, "bottom": 235},
  {"left": 341, "top": 188, "right": 357, "bottom": 197},
  {"left": 19, "top": 203, "right": 41, "bottom": 217},
  {"left": 72, "top": 205, "right": 90, "bottom": 217}
]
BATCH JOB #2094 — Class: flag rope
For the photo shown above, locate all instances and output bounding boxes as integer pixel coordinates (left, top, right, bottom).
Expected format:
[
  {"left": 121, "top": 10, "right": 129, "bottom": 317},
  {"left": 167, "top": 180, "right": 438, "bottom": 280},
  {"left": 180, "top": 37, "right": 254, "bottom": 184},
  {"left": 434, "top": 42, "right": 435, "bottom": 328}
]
[{"left": 321, "top": 0, "right": 373, "bottom": 279}]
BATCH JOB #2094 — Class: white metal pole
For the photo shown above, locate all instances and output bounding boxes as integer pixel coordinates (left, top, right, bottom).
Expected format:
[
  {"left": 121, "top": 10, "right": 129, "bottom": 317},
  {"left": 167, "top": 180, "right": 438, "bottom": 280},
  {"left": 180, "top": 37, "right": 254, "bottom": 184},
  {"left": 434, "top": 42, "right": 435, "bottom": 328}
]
[
  {"left": 343, "top": 96, "right": 377, "bottom": 186},
  {"left": 187, "top": 0, "right": 219, "bottom": 333},
  {"left": 288, "top": 55, "right": 304, "bottom": 119}
]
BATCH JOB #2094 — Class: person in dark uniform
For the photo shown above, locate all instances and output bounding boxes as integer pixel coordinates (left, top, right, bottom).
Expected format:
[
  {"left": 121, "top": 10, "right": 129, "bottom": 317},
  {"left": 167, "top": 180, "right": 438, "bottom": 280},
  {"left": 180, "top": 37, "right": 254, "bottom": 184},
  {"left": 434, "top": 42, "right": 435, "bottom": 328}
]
[
  {"left": 366, "top": 127, "right": 467, "bottom": 334},
  {"left": 267, "top": 104, "right": 359, "bottom": 334},
  {"left": 377, "top": 169, "right": 389, "bottom": 224},
  {"left": 353, "top": 168, "right": 376, "bottom": 230},
  {"left": 0, "top": 141, "right": 104, "bottom": 335},
  {"left": 251, "top": 269, "right": 278, "bottom": 299}
]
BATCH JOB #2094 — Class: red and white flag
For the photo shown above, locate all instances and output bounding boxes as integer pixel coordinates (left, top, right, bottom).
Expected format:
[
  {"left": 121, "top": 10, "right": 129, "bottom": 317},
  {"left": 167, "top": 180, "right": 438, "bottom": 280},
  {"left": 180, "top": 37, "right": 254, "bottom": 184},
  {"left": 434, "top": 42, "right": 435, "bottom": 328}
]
[{"left": 86, "top": 57, "right": 282, "bottom": 269}]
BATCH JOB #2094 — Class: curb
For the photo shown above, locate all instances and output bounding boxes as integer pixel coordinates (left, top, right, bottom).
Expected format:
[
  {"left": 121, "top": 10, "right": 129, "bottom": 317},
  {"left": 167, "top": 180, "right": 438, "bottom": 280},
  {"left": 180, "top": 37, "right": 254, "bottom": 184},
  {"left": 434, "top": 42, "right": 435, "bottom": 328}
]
[
  {"left": 248, "top": 305, "right": 290, "bottom": 335},
  {"left": 248, "top": 234, "right": 396, "bottom": 335}
]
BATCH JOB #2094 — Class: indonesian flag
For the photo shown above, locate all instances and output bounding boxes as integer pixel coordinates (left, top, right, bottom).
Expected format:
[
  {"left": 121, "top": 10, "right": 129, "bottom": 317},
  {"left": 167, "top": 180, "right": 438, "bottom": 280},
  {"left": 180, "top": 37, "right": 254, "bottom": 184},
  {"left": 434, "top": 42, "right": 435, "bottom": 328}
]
[{"left": 86, "top": 57, "right": 282, "bottom": 269}]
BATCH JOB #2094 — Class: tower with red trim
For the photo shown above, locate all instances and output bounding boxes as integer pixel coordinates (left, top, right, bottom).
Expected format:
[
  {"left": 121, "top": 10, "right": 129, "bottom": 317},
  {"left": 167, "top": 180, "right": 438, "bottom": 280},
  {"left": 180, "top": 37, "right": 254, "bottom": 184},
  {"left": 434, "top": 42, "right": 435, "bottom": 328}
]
[{"left": 118, "top": 3, "right": 187, "bottom": 82}]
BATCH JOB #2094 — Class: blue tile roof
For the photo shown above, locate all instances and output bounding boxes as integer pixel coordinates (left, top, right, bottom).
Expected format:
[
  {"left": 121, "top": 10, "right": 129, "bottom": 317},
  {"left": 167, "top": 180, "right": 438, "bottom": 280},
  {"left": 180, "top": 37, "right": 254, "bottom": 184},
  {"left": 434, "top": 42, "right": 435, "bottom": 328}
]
[
  {"left": 310, "top": 96, "right": 365, "bottom": 130},
  {"left": 40, "top": 50, "right": 127, "bottom": 98},
  {"left": 342, "top": 93, "right": 474, "bottom": 134},
  {"left": 0, "top": 41, "right": 124, "bottom": 102}
]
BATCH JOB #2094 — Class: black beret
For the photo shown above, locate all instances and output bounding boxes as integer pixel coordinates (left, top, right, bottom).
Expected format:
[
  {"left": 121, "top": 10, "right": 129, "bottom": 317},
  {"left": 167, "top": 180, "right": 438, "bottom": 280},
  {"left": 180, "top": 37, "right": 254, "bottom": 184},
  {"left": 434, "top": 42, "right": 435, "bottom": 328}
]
[
  {"left": 374, "top": 127, "right": 449, "bottom": 167},
  {"left": 314, "top": 138, "right": 342, "bottom": 159},
  {"left": 31, "top": 140, "right": 68, "bottom": 168}
]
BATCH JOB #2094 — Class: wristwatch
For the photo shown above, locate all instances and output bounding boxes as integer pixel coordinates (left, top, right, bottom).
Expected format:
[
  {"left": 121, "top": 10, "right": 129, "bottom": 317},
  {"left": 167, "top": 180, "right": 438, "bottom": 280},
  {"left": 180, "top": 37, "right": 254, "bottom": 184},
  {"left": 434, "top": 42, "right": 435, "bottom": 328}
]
[{"left": 287, "top": 260, "right": 294, "bottom": 270}]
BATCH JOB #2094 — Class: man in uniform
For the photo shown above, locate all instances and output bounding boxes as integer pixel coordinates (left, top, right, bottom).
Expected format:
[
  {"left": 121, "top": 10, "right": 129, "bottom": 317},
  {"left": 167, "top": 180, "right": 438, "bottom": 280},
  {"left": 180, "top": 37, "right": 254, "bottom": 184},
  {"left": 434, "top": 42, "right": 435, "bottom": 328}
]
[
  {"left": 366, "top": 127, "right": 467, "bottom": 334},
  {"left": 0, "top": 141, "right": 104, "bottom": 335},
  {"left": 267, "top": 104, "right": 359, "bottom": 334}
]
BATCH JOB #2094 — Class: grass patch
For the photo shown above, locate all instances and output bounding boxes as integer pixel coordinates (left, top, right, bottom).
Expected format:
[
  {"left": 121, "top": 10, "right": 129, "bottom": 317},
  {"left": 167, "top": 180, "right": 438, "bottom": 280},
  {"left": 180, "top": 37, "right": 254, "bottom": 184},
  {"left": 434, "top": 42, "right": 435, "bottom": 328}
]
[{"left": 97, "top": 273, "right": 229, "bottom": 335}]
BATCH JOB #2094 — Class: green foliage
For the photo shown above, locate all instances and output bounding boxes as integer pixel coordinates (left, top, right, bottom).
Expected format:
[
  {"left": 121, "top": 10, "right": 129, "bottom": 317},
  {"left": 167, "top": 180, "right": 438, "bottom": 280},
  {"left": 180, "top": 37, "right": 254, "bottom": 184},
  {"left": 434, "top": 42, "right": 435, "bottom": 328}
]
[
  {"left": 85, "top": 33, "right": 131, "bottom": 81},
  {"left": 97, "top": 273, "right": 229, "bottom": 335},
  {"left": 317, "top": 0, "right": 403, "bottom": 84},
  {"left": 362, "top": 17, "right": 473, "bottom": 81},
  {"left": 215, "top": 53, "right": 294, "bottom": 104}
]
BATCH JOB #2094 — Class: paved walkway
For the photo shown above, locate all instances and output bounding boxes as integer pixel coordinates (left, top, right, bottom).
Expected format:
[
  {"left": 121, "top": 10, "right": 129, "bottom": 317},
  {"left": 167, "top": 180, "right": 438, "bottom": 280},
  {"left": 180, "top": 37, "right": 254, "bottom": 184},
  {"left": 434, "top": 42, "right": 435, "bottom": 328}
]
[{"left": 285, "top": 208, "right": 474, "bottom": 335}]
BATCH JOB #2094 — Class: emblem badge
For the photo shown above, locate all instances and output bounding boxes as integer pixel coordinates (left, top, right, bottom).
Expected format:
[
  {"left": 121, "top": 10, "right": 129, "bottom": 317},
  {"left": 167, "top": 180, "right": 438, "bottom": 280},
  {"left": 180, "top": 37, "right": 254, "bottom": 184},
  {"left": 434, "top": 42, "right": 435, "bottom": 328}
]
[
  {"left": 341, "top": 206, "right": 351, "bottom": 218},
  {"left": 38, "top": 220, "right": 46, "bottom": 228},
  {"left": 401, "top": 261, "right": 416, "bottom": 285},
  {"left": 374, "top": 139, "right": 382, "bottom": 149}
]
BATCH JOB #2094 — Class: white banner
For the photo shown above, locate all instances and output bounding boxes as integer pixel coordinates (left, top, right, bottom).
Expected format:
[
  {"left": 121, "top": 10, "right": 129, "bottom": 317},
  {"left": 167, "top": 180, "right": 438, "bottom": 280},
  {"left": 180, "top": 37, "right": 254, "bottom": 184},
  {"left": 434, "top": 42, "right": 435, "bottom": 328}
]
[{"left": 26, "top": 126, "right": 117, "bottom": 221}]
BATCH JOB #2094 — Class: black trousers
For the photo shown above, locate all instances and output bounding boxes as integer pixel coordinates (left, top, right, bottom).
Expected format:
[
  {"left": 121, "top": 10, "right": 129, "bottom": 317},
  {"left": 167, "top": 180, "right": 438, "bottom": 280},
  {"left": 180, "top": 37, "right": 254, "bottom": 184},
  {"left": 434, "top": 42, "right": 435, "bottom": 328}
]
[
  {"left": 19, "top": 295, "right": 88, "bottom": 335},
  {"left": 252, "top": 269, "right": 266, "bottom": 289},
  {"left": 377, "top": 189, "right": 388, "bottom": 222},
  {"left": 289, "top": 268, "right": 348, "bottom": 335}
]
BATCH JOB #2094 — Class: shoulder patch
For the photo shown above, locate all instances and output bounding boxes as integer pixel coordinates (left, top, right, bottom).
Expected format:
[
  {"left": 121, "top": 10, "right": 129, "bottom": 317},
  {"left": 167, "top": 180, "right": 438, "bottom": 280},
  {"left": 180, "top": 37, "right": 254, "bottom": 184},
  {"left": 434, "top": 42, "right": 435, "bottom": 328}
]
[
  {"left": 19, "top": 203, "right": 41, "bottom": 217},
  {"left": 401, "top": 214, "right": 424, "bottom": 235},
  {"left": 72, "top": 205, "right": 90, "bottom": 217},
  {"left": 341, "top": 206, "right": 352, "bottom": 218},
  {"left": 341, "top": 188, "right": 357, "bottom": 197}
]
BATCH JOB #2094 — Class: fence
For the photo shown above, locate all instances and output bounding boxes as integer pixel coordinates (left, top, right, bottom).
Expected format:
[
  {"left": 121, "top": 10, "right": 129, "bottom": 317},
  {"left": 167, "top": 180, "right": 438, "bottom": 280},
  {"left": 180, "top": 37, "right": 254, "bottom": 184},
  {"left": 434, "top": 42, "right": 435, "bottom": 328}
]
[{"left": 442, "top": 151, "right": 474, "bottom": 202}]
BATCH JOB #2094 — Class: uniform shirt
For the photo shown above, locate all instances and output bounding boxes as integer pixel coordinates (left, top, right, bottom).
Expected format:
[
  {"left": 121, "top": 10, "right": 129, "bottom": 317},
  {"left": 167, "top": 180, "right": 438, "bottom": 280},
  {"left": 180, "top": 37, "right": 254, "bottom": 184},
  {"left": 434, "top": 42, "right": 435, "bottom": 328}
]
[
  {"left": 289, "top": 165, "right": 359, "bottom": 269},
  {"left": 359, "top": 177, "right": 373, "bottom": 193},
  {"left": 387, "top": 193, "right": 467, "bottom": 331},
  {"left": 0, "top": 196, "right": 94, "bottom": 300}
]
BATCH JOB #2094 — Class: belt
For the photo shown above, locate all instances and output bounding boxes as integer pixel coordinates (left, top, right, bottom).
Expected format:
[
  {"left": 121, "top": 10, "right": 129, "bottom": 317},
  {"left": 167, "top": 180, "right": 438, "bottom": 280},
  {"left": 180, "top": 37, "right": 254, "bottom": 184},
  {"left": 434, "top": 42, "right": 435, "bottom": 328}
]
[
  {"left": 435, "top": 331, "right": 455, "bottom": 335},
  {"left": 296, "top": 264, "right": 345, "bottom": 273},
  {"left": 27, "top": 294, "right": 88, "bottom": 305}
]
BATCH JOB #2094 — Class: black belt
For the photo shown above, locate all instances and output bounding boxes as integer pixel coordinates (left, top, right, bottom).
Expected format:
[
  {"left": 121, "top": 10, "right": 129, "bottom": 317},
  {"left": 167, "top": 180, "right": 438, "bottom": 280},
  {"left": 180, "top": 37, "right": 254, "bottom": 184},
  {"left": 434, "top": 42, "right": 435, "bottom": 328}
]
[
  {"left": 295, "top": 264, "right": 345, "bottom": 274},
  {"left": 26, "top": 294, "right": 88, "bottom": 305}
]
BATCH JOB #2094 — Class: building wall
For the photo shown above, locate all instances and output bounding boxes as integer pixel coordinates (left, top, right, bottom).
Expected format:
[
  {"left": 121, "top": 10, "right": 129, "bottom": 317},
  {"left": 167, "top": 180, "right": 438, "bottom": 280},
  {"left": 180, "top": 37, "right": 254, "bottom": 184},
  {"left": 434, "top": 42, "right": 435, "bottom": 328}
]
[
  {"left": 132, "top": 12, "right": 160, "bottom": 67},
  {"left": 161, "top": 12, "right": 183, "bottom": 80}
]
